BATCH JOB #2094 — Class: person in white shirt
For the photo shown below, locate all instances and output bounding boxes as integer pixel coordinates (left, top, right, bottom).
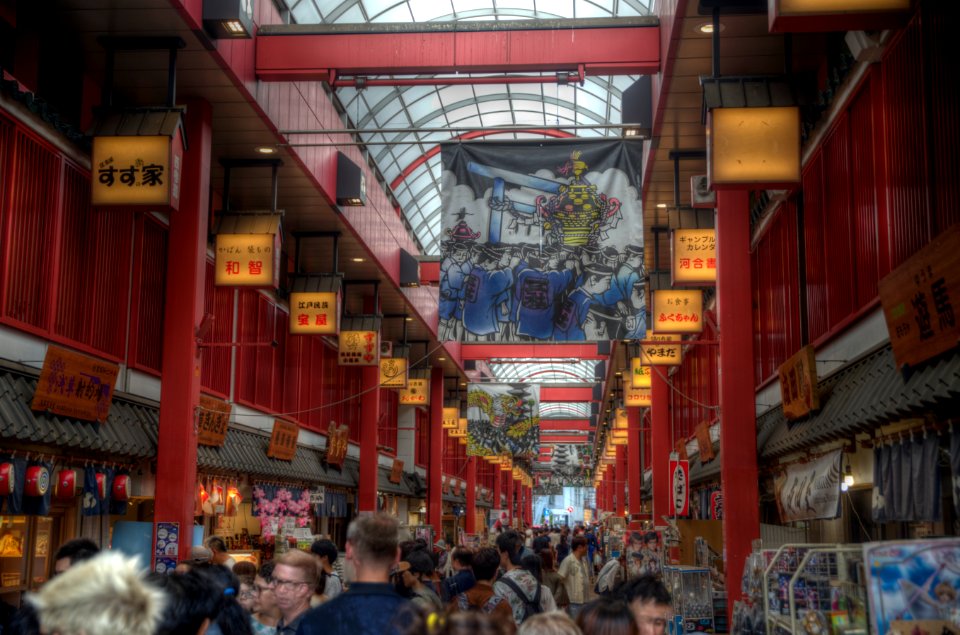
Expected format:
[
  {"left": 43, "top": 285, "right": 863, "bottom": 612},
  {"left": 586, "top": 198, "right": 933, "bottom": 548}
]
[{"left": 557, "top": 535, "right": 591, "bottom": 618}]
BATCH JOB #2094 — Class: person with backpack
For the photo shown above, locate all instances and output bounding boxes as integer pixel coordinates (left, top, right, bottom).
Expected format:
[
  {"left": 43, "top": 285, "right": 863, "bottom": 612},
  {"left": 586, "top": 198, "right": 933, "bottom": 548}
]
[
  {"left": 557, "top": 535, "right": 591, "bottom": 618},
  {"left": 492, "top": 530, "right": 550, "bottom": 626},
  {"left": 447, "top": 547, "right": 516, "bottom": 634}
]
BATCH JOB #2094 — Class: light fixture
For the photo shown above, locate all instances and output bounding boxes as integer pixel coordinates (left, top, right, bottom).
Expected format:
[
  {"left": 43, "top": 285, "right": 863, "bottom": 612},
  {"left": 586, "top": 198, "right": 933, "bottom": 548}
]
[
  {"left": 698, "top": 22, "right": 723, "bottom": 34},
  {"left": 438, "top": 357, "right": 446, "bottom": 361},
  {"left": 843, "top": 463, "right": 855, "bottom": 489},
  {"left": 460, "top": 382, "right": 467, "bottom": 387},
  {"left": 615, "top": 371, "right": 622, "bottom": 376},
  {"left": 202, "top": 0, "right": 255, "bottom": 39},
  {"left": 336, "top": 151, "right": 367, "bottom": 207},
  {"left": 656, "top": 203, "right": 668, "bottom": 209},
  {"left": 255, "top": 146, "right": 277, "bottom": 154},
  {"left": 405, "top": 317, "right": 413, "bottom": 322},
  {"left": 352, "top": 257, "right": 365, "bottom": 263}
]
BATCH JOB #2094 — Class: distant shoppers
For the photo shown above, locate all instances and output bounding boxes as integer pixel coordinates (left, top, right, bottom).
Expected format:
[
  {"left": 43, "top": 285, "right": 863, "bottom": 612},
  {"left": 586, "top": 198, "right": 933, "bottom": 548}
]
[
  {"left": 207, "top": 536, "right": 237, "bottom": 569},
  {"left": 447, "top": 547, "right": 516, "bottom": 634},
  {"left": 539, "top": 550, "right": 565, "bottom": 608},
  {"left": 576, "top": 597, "right": 639, "bottom": 635},
  {"left": 310, "top": 539, "right": 343, "bottom": 601},
  {"left": 252, "top": 561, "right": 280, "bottom": 634},
  {"left": 399, "top": 550, "right": 444, "bottom": 613},
  {"left": 493, "top": 530, "right": 549, "bottom": 625},
  {"left": 272, "top": 550, "right": 318, "bottom": 634},
  {"left": 557, "top": 536, "right": 591, "bottom": 617},
  {"left": 440, "top": 547, "right": 477, "bottom": 602},
  {"left": 595, "top": 554, "right": 627, "bottom": 597}
]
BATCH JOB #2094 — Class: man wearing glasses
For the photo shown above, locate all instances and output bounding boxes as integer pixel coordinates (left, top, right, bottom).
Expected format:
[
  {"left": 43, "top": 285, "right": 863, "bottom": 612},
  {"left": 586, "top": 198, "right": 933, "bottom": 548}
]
[
  {"left": 272, "top": 550, "right": 319, "bottom": 635},
  {"left": 615, "top": 575, "right": 673, "bottom": 635}
]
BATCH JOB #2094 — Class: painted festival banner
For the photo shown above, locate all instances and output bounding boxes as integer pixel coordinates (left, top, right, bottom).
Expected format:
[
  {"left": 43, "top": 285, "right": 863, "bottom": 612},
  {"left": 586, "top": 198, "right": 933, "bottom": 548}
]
[
  {"left": 774, "top": 449, "right": 842, "bottom": 523},
  {"left": 466, "top": 383, "right": 540, "bottom": 457},
  {"left": 439, "top": 140, "right": 645, "bottom": 342}
]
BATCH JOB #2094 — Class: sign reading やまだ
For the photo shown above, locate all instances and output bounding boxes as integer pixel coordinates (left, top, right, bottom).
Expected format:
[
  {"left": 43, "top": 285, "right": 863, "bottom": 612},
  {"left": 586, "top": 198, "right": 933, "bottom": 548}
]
[
  {"left": 639, "top": 330, "right": 682, "bottom": 366},
  {"left": 32, "top": 345, "right": 119, "bottom": 423}
]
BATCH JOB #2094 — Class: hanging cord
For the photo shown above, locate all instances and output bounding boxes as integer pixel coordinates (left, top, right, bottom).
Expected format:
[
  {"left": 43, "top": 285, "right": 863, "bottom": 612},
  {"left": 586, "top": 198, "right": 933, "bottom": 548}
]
[{"left": 650, "top": 363, "right": 720, "bottom": 412}]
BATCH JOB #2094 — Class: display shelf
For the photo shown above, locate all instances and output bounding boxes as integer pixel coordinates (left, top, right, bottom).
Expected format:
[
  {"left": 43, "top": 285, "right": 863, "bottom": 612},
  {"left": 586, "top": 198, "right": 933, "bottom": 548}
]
[{"left": 663, "top": 564, "right": 716, "bottom": 634}]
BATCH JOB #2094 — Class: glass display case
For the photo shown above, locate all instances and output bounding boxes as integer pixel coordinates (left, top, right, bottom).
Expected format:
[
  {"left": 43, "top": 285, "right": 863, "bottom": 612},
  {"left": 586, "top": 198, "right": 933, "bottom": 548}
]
[{"left": 663, "top": 564, "right": 716, "bottom": 635}]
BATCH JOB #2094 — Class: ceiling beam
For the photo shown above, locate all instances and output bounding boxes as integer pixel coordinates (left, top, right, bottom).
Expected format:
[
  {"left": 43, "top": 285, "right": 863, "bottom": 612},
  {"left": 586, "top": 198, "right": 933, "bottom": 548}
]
[
  {"left": 540, "top": 435, "right": 591, "bottom": 444},
  {"left": 539, "top": 420, "right": 592, "bottom": 431}
]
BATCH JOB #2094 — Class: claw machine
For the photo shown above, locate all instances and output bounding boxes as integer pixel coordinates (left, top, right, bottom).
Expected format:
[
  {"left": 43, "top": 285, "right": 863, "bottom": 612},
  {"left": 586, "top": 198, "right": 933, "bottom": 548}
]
[{"left": 662, "top": 564, "right": 716, "bottom": 635}]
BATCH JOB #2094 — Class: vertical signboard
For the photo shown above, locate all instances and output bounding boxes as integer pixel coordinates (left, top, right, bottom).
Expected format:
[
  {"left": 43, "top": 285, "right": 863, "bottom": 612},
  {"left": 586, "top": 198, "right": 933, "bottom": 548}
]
[{"left": 669, "top": 456, "right": 689, "bottom": 516}]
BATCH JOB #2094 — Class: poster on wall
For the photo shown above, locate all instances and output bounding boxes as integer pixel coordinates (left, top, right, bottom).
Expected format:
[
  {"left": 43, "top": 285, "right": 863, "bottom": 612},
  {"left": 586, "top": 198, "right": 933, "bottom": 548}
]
[
  {"left": 774, "top": 449, "right": 842, "bottom": 523},
  {"left": 466, "top": 383, "right": 540, "bottom": 457},
  {"left": 438, "top": 140, "right": 645, "bottom": 342}
]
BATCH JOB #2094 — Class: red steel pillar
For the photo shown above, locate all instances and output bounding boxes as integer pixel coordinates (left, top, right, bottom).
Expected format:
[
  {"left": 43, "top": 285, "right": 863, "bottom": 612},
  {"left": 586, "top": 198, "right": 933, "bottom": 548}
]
[
  {"left": 429, "top": 369, "right": 444, "bottom": 541},
  {"left": 717, "top": 190, "right": 760, "bottom": 616},
  {"left": 505, "top": 469, "right": 514, "bottom": 526},
  {"left": 357, "top": 365, "right": 380, "bottom": 513},
  {"left": 526, "top": 485, "right": 533, "bottom": 526},
  {"left": 154, "top": 98, "right": 211, "bottom": 559},
  {"left": 627, "top": 407, "right": 643, "bottom": 528},
  {"left": 515, "top": 479, "right": 523, "bottom": 527},
  {"left": 615, "top": 444, "right": 627, "bottom": 516},
  {"left": 493, "top": 464, "right": 502, "bottom": 516},
  {"left": 465, "top": 457, "right": 477, "bottom": 533},
  {"left": 651, "top": 367, "right": 671, "bottom": 523}
]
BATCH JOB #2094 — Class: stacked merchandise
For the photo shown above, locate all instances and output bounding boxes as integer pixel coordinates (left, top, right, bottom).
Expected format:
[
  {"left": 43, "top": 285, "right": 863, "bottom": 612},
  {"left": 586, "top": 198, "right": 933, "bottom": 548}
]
[{"left": 731, "top": 547, "right": 768, "bottom": 635}]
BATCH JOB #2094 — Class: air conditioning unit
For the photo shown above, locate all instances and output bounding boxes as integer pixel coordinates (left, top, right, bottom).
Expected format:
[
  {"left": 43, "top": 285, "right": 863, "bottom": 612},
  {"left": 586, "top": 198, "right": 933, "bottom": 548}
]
[
  {"left": 690, "top": 175, "right": 716, "bottom": 209},
  {"left": 380, "top": 341, "right": 393, "bottom": 358}
]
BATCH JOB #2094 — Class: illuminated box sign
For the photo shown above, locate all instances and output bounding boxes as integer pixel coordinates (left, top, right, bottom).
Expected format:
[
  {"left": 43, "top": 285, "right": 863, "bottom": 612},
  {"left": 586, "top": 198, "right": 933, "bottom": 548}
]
[
  {"left": 290, "top": 292, "right": 339, "bottom": 335},
  {"left": 214, "top": 214, "right": 282, "bottom": 288},
  {"left": 338, "top": 330, "right": 379, "bottom": 366},
  {"left": 879, "top": 223, "right": 960, "bottom": 369},
  {"left": 92, "top": 121, "right": 184, "bottom": 209},
  {"left": 672, "top": 229, "right": 717, "bottom": 285},
  {"left": 399, "top": 378, "right": 430, "bottom": 405},
  {"left": 380, "top": 357, "right": 409, "bottom": 388},
  {"left": 442, "top": 407, "right": 459, "bottom": 429},
  {"left": 31, "top": 345, "right": 119, "bottom": 423},
  {"left": 639, "top": 330, "right": 682, "bottom": 366},
  {"left": 778, "top": 345, "right": 820, "bottom": 421},
  {"left": 653, "top": 290, "right": 703, "bottom": 334},
  {"left": 630, "top": 358, "right": 651, "bottom": 388},
  {"left": 197, "top": 395, "right": 232, "bottom": 447},
  {"left": 267, "top": 419, "right": 299, "bottom": 461},
  {"left": 769, "top": 0, "right": 912, "bottom": 33},
  {"left": 708, "top": 107, "right": 801, "bottom": 189}
]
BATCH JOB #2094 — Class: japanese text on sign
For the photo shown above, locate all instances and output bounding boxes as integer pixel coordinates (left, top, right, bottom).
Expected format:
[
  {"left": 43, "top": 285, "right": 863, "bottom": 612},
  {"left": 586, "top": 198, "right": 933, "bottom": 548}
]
[
  {"left": 92, "top": 135, "right": 182, "bottom": 209},
  {"left": 652, "top": 290, "right": 703, "bottom": 334},
  {"left": 399, "top": 379, "right": 430, "bottom": 405},
  {"left": 778, "top": 345, "right": 819, "bottom": 421},
  {"left": 215, "top": 234, "right": 278, "bottom": 287},
  {"left": 267, "top": 420, "right": 299, "bottom": 461},
  {"left": 326, "top": 423, "right": 350, "bottom": 467},
  {"left": 289, "top": 292, "right": 339, "bottom": 335},
  {"left": 638, "top": 330, "right": 682, "bottom": 366},
  {"left": 624, "top": 386, "right": 653, "bottom": 407},
  {"left": 380, "top": 357, "right": 409, "bottom": 388},
  {"left": 338, "top": 331, "right": 380, "bottom": 366},
  {"left": 197, "top": 395, "right": 231, "bottom": 447},
  {"left": 630, "top": 358, "right": 652, "bottom": 388},
  {"left": 31, "top": 345, "right": 119, "bottom": 423},
  {"left": 672, "top": 229, "right": 717, "bottom": 284}
]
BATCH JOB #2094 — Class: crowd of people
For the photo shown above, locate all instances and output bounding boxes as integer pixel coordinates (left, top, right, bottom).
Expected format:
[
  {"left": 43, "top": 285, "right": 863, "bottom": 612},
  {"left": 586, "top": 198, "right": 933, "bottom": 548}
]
[{"left": 0, "top": 515, "right": 673, "bottom": 635}]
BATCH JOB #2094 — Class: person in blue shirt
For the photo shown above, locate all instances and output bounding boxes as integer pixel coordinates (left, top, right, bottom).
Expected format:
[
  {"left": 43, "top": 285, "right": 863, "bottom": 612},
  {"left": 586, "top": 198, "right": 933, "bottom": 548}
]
[
  {"left": 602, "top": 245, "right": 644, "bottom": 308},
  {"left": 553, "top": 262, "right": 613, "bottom": 341},
  {"left": 296, "top": 514, "right": 414, "bottom": 635},
  {"left": 515, "top": 250, "right": 575, "bottom": 340},
  {"left": 462, "top": 247, "right": 516, "bottom": 340},
  {"left": 439, "top": 241, "right": 473, "bottom": 341}
]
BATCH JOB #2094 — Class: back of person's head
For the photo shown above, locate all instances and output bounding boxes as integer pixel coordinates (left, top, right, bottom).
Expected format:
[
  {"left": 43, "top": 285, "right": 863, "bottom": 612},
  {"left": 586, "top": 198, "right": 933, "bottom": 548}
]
[
  {"left": 206, "top": 535, "right": 228, "bottom": 553},
  {"left": 471, "top": 547, "right": 501, "bottom": 582},
  {"left": 520, "top": 554, "right": 543, "bottom": 583},
  {"left": 151, "top": 569, "right": 219, "bottom": 635},
  {"left": 405, "top": 549, "right": 435, "bottom": 577},
  {"left": 310, "top": 538, "right": 339, "bottom": 564},
  {"left": 516, "top": 611, "right": 581, "bottom": 635},
  {"left": 571, "top": 536, "right": 587, "bottom": 551},
  {"left": 614, "top": 575, "right": 672, "bottom": 607},
  {"left": 495, "top": 530, "right": 523, "bottom": 565},
  {"left": 29, "top": 552, "right": 166, "bottom": 635},
  {"left": 259, "top": 560, "right": 276, "bottom": 581},
  {"left": 232, "top": 560, "right": 257, "bottom": 578},
  {"left": 193, "top": 565, "right": 253, "bottom": 635},
  {"left": 347, "top": 513, "right": 400, "bottom": 568},
  {"left": 277, "top": 549, "right": 320, "bottom": 588},
  {"left": 399, "top": 540, "right": 421, "bottom": 561},
  {"left": 451, "top": 547, "right": 474, "bottom": 568},
  {"left": 53, "top": 537, "right": 100, "bottom": 567},
  {"left": 437, "top": 611, "right": 508, "bottom": 635},
  {"left": 576, "top": 598, "right": 639, "bottom": 635},
  {"left": 539, "top": 549, "right": 555, "bottom": 571}
]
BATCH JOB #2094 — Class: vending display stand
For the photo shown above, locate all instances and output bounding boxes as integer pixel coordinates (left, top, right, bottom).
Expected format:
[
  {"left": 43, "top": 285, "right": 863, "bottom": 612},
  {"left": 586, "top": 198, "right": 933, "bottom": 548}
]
[{"left": 663, "top": 564, "right": 716, "bottom": 635}]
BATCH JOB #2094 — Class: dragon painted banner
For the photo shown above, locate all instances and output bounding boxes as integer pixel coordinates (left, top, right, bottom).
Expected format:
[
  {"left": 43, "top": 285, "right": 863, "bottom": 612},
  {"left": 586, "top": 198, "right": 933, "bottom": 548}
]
[
  {"left": 466, "top": 383, "right": 540, "bottom": 458},
  {"left": 439, "top": 140, "right": 645, "bottom": 342}
]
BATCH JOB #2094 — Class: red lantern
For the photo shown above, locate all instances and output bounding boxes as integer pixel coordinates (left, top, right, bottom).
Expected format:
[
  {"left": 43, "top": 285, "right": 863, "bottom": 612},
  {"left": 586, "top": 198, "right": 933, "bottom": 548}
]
[
  {"left": 25, "top": 465, "right": 50, "bottom": 497},
  {"left": 112, "top": 474, "right": 131, "bottom": 502},
  {"left": 95, "top": 472, "right": 107, "bottom": 499},
  {"left": 0, "top": 462, "right": 14, "bottom": 496},
  {"left": 54, "top": 469, "right": 78, "bottom": 500}
]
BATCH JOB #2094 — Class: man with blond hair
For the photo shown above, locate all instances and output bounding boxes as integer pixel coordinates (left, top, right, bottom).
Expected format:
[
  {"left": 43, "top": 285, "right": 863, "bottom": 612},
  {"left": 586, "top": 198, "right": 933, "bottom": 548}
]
[
  {"left": 27, "top": 551, "right": 166, "bottom": 635},
  {"left": 273, "top": 549, "right": 319, "bottom": 634}
]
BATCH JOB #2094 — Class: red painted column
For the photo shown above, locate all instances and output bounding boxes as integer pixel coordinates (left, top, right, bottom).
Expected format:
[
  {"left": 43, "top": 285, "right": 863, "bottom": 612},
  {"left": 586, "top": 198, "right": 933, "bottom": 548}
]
[
  {"left": 493, "top": 465, "right": 502, "bottom": 515},
  {"left": 525, "top": 485, "right": 532, "bottom": 526},
  {"left": 717, "top": 190, "right": 760, "bottom": 615},
  {"left": 627, "top": 407, "right": 643, "bottom": 528},
  {"left": 465, "top": 457, "right": 477, "bottom": 533},
  {"left": 505, "top": 472, "right": 514, "bottom": 526},
  {"left": 651, "top": 367, "right": 671, "bottom": 523},
  {"left": 615, "top": 445, "right": 627, "bottom": 516},
  {"left": 429, "top": 368, "right": 444, "bottom": 541},
  {"left": 515, "top": 479, "right": 523, "bottom": 528},
  {"left": 357, "top": 365, "right": 380, "bottom": 513},
  {"left": 154, "top": 98, "right": 211, "bottom": 559}
]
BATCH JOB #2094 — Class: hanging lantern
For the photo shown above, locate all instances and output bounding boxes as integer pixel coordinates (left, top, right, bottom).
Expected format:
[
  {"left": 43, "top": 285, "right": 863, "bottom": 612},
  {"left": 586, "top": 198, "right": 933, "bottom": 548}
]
[
  {"left": 25, "top": 465, "right": 50, "bottom": 497},
  {"left": 0, "top": 462, "right": 15, "bottom": 496},
  {"left": 54, "top": 469, "right": 79, "bottom": 500},
  {"left": 112, "top": 474, "right": 131, "bottom": 502},
  {"left": 95, "top": 472, "right": 107, "bottom": 499}
]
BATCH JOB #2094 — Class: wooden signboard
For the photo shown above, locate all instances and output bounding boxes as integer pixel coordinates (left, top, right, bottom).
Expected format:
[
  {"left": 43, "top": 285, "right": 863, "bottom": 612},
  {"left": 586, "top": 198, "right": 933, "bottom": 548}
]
[
  {"left": 630, "top": 358, "right": 652, "bottom": 388},
  {"left": 442, "top": 407, "right": 459, "bottom": 429},
  {"left": 778, "top": 345, "right": 820, "bottom": 420},
  {"left": 326, "top": 423, "right": 350, "bottom": 467},
  {"left": 389, "top": 459, "right": 404, "bottom": 484},
  {"left": 695, "top": 421, "right": 715, "bottom": 463},
  {"left": 674, "top": 438, "right": 689, "bottom": 461},
  {"left": 215, "top": 230, "right": 281, "bottom": 288},
  {"left": 197, "top": 394, "right": 231, "bottom": 447},
  {"left": 267, "top": 419, "right": 299, "bottom": 461},
  {"left": 92, "top": 131, "right": 183, "bottom": 209},
  {"left": 31, "top": 345, "right": 119, "bottom": 423},
  {"left": 625, "top": 385, "right": 653, "bottom": 407},
  {"left": 879, "top": 224, "right": 960, "bottom": 369}
]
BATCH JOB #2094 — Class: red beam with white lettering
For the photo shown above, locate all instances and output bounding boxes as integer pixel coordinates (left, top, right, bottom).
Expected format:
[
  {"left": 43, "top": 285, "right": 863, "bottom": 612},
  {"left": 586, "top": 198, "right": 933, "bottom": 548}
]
[
  {"left": 539, "top": 420, "right": 592, "bottom": 431},
  {"left": 461, "top": 344, "right": 607, "bottom": 360},
  {"left": 540, "top": 435, "right": 591, "bottom": 445},
  {"left": 256, "top": 20, "right": 659, "bottom": 82}
]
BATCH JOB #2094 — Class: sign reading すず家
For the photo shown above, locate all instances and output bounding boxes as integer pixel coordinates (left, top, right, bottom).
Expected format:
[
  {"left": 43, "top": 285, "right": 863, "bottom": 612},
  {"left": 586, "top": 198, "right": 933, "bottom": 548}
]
[{"left": 92, "top": 132, "right": 183, "bottom": 209}]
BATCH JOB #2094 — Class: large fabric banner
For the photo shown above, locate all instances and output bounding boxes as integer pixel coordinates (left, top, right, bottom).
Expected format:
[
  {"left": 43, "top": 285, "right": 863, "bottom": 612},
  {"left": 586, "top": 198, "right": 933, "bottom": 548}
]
[
  {"left": 466, "top": 383, "right": 540, "bottom": 457},
  {"left": 774, "top": 449, "right": 842, "bottom": 523},
  {"left": 439, "top": 140, "right": 645, "bottom": 342}
]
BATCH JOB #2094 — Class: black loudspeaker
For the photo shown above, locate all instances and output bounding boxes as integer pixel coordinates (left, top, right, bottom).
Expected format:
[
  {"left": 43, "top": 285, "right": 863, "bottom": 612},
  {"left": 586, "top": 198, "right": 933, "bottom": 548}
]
[
  {"left": 399, "top": 249, "right": 420, "bottom": 287},
  {"left": 621, "top": 76, "right": 652, "bottom": 138},
  {"left": 336, "top": 151, "right": 366, "bottom": 207}
]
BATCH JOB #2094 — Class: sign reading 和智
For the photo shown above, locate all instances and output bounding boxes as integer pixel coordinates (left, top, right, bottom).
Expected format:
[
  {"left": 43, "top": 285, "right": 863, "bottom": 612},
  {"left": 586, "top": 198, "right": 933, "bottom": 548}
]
[
  {"left": 379, "top": 357, "right": 408, "bottom": 388},
  {"left": 197, "top": 395, "right": 231, "bottom": 447},
  {"left": 624, "top": 386, "right": 652, "bottom": 407},
  {"left": 638, "top": 330, "right": 682, "bottom": 366},
  {"left": 778, "top": 345, "right": 819, "bottom": 421},
  {"left": 630, "top": 358, "right": 651, "bottom": 388},
  {"left": 267, "top": 420, "right": 299, "bottom": 461},
  {"left": 399, "top": 378, "right": 430, "bottom": 405},
  {"left": 672, "top": 229, "right": 717, "bottom": 285},
  {"left": 31, "top": 345, "right": 119, "bottom": 423},
  {"left": 878, "top": 223, "right": 960, "bottom": 369},
  {"left": 290, "top": 292, "right": 339, "bottom": 335},
  {"left": 338, "top": 331, "right": 379, "bottom": 366},
  {"left": 214, "top": 214, "right": 282, "bottom": 288},
  {"left": 92, "top": 131, "right": 184, "bottom": 209},
  {"left": 653, "top": 290, "right": 703, "bottom": 334}
]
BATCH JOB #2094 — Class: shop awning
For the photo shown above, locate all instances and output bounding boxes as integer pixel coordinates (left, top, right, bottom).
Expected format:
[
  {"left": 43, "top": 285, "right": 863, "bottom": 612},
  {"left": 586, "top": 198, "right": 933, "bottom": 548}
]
[
  {"left": 406, "top": 471, "right": 427, "bottom": 497},
  {"left": 0, "top": 367, "right": 158, "bottom": 459},
  {"left": 758, "top": 344, "right": 960, "bottom": 458},
  {"left": 378, "top": 466, "right": 415, "bottom": 497},
  {"left": 443, "top": 492, "right": 466, "bottom": 505}
]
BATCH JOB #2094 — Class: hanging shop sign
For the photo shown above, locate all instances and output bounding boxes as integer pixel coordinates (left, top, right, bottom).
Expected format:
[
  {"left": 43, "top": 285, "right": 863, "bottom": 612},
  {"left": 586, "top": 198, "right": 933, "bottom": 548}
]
[
  {"left": 774, "top": 449, "right": 841, "bottom": 523},
  {"left": 710, "top": 491, "right": 723, "bottom": 520},
  {"left": 31, "top": 345, "right": 119, "bottom": 423},
  {"left": 674, "top": 438, "right": 689, "bottom": 461},
  {"left": 399, "top": 378, "right": 430, "bottom": 405},
  {"left": 214, "top": 214, "right": 282, "bottom": 288},
  {"left": 442, "top": 407, "right": 459, "bottom": 429},
  {"left": 389, "top": 459, "right": 405, "bottom": 484},
  {"left": 289, "top": 291, "right": 339, "bottom": 335},
  {"left": 669, "top": 456, "right": 689, "bottom": 516},
  {"left": 695, "top": 421, "right": 715, "bottom": 463},
  {"left": 630, "top": 358, "right": 652, "bottom": 388},
  {"left": 380, "top": 357, "right": 409, "bottom": 388},
  {"left": 267, "top": 419, "right": 299, "bottom": 461},
  {"left": 197, "top": 394, "right": 231, "bottom": 447},
  {"left": 91, "top": 113, "right": 184, "bottom": 209},
  {"left": 326, "top": 422, "right": 350, "bottom": 468},
  {"left": 653, "top": 290, "right": 703, "bottom": 334},
  {"left": 624, "top": 385, "right": 653, "bottom": 407},
  {"left": 768, "top": 0, "right": 912, "bottom": 34},
  {"left": 639, "top": 330, "right": 682, "bottom": 366},
  {"left": 708, "top": 106, "right": 801, "bottom": 189},
  {"left": 778, "top": 345, "right": 820, "bottom": 421},
  {"left": 338, "top": 330, "right": 380, "bottom": 366},
  {"left": 878, "top": 223, "right": 960, "bottom": 369},
  {"left": 672, "top": 229, "right": 717, "bottom": 285}
]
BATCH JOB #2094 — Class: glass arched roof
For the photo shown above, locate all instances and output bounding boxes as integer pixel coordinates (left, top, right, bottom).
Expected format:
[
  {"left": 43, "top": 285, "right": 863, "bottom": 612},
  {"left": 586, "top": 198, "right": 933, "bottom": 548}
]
[
  {"left": 539, "top": 401, "right": 591, "bottom": 419},
  {"left": 489, "top": 359, "right": 601, "bottom": 384},
  {"left": 276, "top": 0, "right": 652, "bottom": 255}
]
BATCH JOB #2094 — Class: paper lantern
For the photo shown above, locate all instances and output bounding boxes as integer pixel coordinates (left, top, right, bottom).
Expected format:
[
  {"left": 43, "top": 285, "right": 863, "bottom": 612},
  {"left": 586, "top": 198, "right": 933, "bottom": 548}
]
[
  {"left": 25, "top": 465, "right": 50, "bottom": 497},
  {"left": 54, "top": 469, "right": 79, "bottom": 500},
  {"left": 0, "top": 462, "right": 14, "bottom": 496},
  {"left": 112, "top": 474, "right": 131, "bottom": 502}
]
